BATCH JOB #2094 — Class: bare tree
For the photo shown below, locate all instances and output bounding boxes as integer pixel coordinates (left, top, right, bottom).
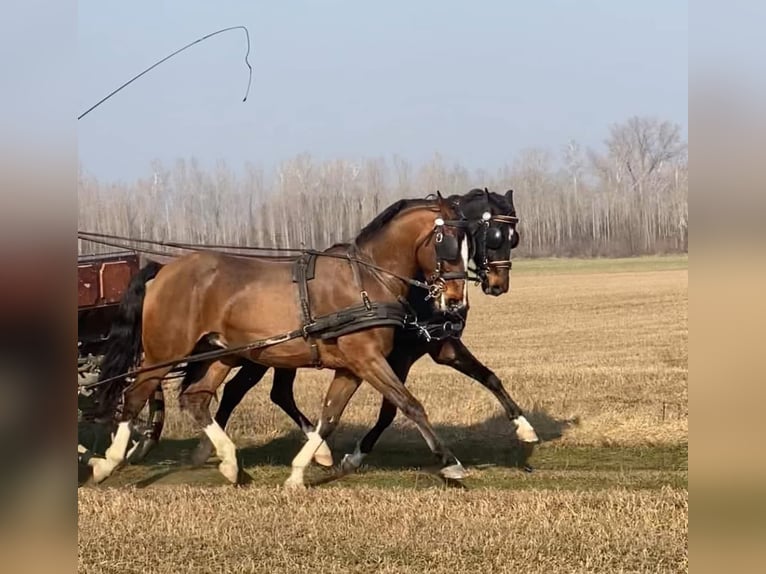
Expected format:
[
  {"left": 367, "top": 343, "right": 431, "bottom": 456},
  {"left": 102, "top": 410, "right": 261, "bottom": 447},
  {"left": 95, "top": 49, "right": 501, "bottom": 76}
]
[{"left": 78, "top": 116, "right": 688, "bottom": 259}]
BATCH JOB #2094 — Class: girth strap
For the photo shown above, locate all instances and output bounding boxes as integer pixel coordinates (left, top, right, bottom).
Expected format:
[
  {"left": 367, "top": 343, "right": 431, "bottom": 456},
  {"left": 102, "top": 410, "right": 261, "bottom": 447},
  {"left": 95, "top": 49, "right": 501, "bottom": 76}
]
[{"left": 293, "top": 252, "right": 321, "bottom": 367}]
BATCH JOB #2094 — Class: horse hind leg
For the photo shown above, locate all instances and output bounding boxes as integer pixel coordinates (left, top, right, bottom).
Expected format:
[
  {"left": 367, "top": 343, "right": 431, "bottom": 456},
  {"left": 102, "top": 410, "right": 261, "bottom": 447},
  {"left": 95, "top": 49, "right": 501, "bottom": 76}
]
[
  {"left": 190, "top": 360, "right": 268, "bottom": 467},
  {"left": 270, "top": 367, "right": 333, "bottom": 468},
  {"left": 285, "top": 369, "right": 361, "bottom": 488},
  {"left": 179, "top": 360, "right": 241, "bottom": 484},
  {"left": 91, "top": 364, "right": 173, "bottom": 483}
]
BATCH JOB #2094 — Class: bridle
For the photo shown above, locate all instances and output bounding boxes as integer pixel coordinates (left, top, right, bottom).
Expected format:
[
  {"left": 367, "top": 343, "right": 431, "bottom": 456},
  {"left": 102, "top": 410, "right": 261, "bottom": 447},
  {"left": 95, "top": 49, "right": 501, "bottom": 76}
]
[
  {"left": 421, "top": 213, "right": 471, "bottom": 301},
  {"left": 417, "top": 199, "right": 521, "bottom": 294},
  {"left": 472, "top": 211, "right": 519, "bottom": 279}
]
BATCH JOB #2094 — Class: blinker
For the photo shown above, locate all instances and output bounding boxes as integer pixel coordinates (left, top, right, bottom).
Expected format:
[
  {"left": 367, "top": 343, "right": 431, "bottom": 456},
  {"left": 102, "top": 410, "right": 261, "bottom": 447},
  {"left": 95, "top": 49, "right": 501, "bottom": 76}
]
[
  {"left": 486, "top": 226, "right": 504, "bottom": 250},
  {"left": 436, "top": 234, "right": 460, "bottom": 261}
]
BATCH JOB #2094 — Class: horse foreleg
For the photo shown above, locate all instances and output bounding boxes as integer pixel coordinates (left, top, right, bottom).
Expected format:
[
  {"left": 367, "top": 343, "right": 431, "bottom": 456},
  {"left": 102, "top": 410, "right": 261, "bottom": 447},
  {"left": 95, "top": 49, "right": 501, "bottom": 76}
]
[
  {"left": 284, "top": 369, "right": 361, "bottom": 488},
  {"left": 341, "top": 347, "right": 421, "bottom": 472},
  {"left": 349, "top": 351, "right": 466, "bottom": 482},
  {"left": 429, "top": 338, "right": 539, "bottom": 443}
]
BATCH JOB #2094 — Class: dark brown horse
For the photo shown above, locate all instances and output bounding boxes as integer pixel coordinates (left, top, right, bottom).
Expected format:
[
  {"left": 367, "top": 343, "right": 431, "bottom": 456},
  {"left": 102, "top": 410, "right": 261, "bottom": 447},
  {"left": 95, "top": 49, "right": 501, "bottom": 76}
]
[
  {"left": 188, "top": 188, "right": 539, "bottom": 473},
  {"left": 90, "top": 194, "right": 471, "bottom": 486}
]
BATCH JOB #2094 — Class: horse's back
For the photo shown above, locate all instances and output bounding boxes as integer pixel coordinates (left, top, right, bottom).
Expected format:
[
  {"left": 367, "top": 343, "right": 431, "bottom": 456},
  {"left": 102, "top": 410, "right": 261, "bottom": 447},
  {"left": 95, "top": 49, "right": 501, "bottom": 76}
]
[{"left": 142, "top": 251, "right": 297, "bottom": 349}]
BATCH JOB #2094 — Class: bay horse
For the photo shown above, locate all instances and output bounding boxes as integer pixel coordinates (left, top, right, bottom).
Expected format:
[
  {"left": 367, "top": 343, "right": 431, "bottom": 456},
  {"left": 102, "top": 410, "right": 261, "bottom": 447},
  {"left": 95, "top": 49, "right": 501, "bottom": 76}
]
[
  {"left": 188, "top": 188, "right": 539, "bottom": 473},
  {"left": 90, "top": 193, "right": 471, "bottom": 486}
]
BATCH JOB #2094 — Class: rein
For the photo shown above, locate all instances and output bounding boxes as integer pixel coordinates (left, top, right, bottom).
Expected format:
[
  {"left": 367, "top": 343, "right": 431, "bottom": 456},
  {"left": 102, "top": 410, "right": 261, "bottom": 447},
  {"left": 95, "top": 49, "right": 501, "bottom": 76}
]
[
  {"left": 78, "top": 208, "right": 472, "bottom": 391},
  {"left": 77, "top": 230, "right": 445, "bottom": 292}
]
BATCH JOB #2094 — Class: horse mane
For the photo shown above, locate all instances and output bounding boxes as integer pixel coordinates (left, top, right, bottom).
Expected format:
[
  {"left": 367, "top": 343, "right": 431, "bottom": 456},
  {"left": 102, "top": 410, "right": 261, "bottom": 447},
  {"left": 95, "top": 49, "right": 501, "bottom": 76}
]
[
  {"left": 354, "top": 198, "right": 435, "bottom": 244},
  {"left": 453, "top": 188, "right": 515, "bottom": 216}
]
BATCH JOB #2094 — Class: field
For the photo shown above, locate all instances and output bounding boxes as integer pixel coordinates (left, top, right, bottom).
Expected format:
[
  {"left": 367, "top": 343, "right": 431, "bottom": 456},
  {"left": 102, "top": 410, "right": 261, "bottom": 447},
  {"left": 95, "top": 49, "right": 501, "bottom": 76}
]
[{"left": 78, "top": 255, "right": 688, "bottom": 573}]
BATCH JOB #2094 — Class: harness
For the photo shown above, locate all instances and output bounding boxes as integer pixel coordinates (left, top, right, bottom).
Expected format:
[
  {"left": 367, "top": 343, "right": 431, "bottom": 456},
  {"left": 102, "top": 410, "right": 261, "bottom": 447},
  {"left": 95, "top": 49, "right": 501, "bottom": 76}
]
[
  {"left": 77, "top": 195, "right": 522, "bottom": 391},
  {"left": 291, "top": 250, "right": 410, "bottom": 368},
  {"left": 79, "top": 219, "right": 469, "bottom": 391}
]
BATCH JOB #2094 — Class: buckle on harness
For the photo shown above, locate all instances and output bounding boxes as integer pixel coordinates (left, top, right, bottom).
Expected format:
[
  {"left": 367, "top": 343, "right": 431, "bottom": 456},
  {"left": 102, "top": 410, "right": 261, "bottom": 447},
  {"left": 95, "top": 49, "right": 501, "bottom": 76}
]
[{"left": 360, "top": 290, "right": 372, "bottom": 311}]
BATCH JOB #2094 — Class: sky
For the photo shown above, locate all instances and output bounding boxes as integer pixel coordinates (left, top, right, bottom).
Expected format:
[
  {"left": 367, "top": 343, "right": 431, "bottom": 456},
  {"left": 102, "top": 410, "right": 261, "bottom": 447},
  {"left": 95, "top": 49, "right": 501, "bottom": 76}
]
[{"left": 78, "top": 1, "right": 688, "bottom": 182}]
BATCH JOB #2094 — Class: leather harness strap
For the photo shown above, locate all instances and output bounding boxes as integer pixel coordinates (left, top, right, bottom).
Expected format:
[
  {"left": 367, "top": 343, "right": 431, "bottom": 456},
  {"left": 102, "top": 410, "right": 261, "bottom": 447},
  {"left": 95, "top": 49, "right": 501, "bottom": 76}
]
[
  {"left": 346, "top": 243, "right": 373, "bottom": 311},
  {"left": 293, "top": 252, "right": 322, "bottom": 367}
]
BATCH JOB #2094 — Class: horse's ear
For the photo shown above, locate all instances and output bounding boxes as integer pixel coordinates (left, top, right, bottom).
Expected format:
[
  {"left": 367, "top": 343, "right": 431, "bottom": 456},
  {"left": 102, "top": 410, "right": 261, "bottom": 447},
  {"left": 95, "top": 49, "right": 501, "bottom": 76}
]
[
  {"left": 435, "top": 190, "right": 453, "bottom": 216},
  {"left": 505, "top": 189, "right": 514, "bottom": 202}
]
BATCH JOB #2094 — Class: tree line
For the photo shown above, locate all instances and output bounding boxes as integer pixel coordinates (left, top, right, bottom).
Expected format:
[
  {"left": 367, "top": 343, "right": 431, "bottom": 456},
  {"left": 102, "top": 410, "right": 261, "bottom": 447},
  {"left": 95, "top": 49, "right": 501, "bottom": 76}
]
[{"left": 78, "top": 115, "right": 687, "bottom": 258}]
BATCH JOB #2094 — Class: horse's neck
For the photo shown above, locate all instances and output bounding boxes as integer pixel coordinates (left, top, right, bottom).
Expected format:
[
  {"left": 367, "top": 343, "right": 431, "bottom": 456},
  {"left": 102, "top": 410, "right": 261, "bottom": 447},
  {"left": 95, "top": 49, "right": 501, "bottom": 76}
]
[{"left": 357, "top": 214, "right": 424, "bottom": 293}]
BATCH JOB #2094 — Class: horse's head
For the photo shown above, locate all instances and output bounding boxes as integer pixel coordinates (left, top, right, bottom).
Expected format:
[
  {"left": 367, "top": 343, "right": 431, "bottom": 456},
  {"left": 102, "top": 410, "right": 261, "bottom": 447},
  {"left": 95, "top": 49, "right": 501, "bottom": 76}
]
[
  {"left": 456, "top": 187, "right": 520, "bottom": 296},
  {"left": 355, "top": 192, "right": 469, "bottom": 314},
  {"left": 415, "top": 191, "right": 470, "bottom": 313}
]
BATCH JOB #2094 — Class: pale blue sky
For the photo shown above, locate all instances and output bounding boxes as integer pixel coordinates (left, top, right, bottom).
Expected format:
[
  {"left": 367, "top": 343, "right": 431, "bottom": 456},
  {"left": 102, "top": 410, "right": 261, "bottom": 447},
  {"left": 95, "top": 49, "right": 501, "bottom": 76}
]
[{"left": 78, "top": 1, "right": 688, "bottom": 182}]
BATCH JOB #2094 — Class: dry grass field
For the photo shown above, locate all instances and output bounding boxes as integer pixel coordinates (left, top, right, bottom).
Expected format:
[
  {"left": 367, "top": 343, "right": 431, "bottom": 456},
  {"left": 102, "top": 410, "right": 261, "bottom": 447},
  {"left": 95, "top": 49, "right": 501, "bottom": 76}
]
[{"left": 78, "top": 255, "right": 688, "bottom": 573}]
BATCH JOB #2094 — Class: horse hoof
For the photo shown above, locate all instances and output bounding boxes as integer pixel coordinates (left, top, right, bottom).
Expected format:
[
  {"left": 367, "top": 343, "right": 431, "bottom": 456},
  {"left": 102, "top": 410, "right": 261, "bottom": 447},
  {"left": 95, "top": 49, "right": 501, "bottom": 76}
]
[
  {"left": 440, "top": 462, "right": 467, "bottom": 481},
  {"left": 284, "top": 476, "right": 306, "bottom": 490},
  {"left": 313, "top": 442, "right": 334, "bottom": 468},
  {"left": 190, "top": 440, "right": 214, "bottom": 467},
  {"left": 523, "top": 464, "right": 534, "bottom": 473},
  {"left": 235, "top": 468, "right": 253, "bottom": 486},
  {"left": 514, "top": 416, "right": 539, "bottom": 443},
  {"left": 442, "top": 477, "right": 468, "bottom": 490},
  {"left": 340, "top": 455, "right": 357, "bottom": 473},
  {"left": 284, "top": 465, "right": 308, "bottom": 489},
  {"left": 219, "top": 461, "right": 239, "bottom": 484},
  {"left": 340, "top": 449, "right": 366, "bottom": 473},
  {"left": 90, "top": 457, "right": 112, "bottom": 484}
]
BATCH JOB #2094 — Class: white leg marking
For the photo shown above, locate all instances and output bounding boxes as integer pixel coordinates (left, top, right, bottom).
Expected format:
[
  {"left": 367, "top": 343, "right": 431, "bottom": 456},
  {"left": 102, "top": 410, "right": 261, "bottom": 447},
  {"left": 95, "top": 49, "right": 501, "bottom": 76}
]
[
  {"left": 91, "top": 421, "right": 131, "bottom": 482},
  {"left": 204, "top": 421, "right": 239, "bottom": 483},
  {"left": 460, "top": 237, "right": 469, "bottom": 306},
  {"left": 514, "top": 415, "right": 539, "bottom": 443},
  {"left": 340, "top": 443, "right": 367, "bottom": 472},
  {"left": 79, "top": 444, "right": 107, "bottom": 480},
  {"left": 105, "top": 422, "right": 131, "bottom": 461},
  {"left": 285, "top": 424, "right": 324, "bottom": 488}
]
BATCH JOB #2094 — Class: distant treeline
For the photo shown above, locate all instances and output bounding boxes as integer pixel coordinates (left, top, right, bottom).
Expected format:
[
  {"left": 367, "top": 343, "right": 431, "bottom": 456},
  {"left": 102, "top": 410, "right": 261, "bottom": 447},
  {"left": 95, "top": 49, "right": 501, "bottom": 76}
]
[{"left": 78, "top": 115, "right": 687, "bottom": 258}]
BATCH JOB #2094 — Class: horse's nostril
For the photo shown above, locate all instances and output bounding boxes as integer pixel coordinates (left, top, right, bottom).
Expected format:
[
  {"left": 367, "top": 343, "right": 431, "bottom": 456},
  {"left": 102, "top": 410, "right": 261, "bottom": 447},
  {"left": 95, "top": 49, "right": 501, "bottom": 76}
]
[{"left": 490, "top": 285, "right": 503, "bottom": 296}]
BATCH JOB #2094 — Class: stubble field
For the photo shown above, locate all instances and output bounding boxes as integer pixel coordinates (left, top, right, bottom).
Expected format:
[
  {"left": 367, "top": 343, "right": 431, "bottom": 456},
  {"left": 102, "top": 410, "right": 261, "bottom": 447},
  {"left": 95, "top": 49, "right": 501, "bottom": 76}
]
[{"left": 78, "top": 255, "right": 688, "bottom": 573}]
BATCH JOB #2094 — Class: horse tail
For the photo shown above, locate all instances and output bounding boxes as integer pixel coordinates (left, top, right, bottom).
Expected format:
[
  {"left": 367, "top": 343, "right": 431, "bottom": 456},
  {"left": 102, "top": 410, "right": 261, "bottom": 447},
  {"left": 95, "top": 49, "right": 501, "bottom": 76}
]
[{"left": 92, "top": 261, "right": 164, "bottom": 417}]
